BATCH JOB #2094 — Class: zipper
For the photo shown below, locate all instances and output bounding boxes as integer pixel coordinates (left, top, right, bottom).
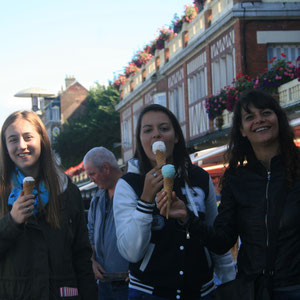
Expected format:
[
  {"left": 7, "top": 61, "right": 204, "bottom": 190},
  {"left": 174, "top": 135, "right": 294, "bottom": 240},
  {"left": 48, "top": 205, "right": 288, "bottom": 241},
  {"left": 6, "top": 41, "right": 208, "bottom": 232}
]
[
  {"left": 186, "top": 228, "right": 190, "bottom": 239},
  {"left": 265, "top": 170, "right": 271, "bottom": 247}
]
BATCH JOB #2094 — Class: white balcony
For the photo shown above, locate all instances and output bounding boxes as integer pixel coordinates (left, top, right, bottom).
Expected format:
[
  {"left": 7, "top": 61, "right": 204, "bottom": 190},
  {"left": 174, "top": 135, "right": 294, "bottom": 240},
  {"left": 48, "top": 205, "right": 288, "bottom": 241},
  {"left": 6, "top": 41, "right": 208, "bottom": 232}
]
[{"left": 279, "top": 79, "right": 300, "bottom": 107}]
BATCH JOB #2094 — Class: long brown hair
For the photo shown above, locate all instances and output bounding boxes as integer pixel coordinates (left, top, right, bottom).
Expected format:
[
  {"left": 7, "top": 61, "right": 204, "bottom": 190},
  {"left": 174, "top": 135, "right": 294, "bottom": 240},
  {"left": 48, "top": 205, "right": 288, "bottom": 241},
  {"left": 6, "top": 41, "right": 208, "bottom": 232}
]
[
  {"left": 223, "top": 90, "right": 300, "bottom": 186},
  {"left": 0, "top": 111, "right": 61, "bottom": 227},
  {"left": 134, "top": 104, "right": 192, "bottom": 182}
]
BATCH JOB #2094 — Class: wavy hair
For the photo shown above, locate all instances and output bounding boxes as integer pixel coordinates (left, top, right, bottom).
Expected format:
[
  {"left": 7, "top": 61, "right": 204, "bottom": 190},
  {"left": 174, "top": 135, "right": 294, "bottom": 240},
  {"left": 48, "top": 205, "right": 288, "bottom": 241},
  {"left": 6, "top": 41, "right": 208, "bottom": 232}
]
[
  {"left": 134, "top": 104, "right": 192, "bottom": 181},
  {"left": 0, "top": 111, "right": 61, "bottom": 227},
  {"left": 224, "top": 90, "right": 300, "bottom": 186}
]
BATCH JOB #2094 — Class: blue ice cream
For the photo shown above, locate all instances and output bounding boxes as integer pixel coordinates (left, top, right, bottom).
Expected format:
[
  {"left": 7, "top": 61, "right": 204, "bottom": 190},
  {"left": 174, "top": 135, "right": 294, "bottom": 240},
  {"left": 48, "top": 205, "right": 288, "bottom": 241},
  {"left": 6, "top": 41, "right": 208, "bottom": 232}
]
[{"left": 161, "top": 164, "right": 175, "bottom": 178}]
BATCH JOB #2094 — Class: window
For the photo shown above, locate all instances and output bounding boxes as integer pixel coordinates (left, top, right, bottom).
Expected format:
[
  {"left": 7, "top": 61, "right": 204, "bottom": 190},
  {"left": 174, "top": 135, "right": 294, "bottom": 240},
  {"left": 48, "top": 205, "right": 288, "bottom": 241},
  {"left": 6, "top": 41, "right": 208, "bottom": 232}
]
[
  {"left": 212, "top": 51, "right": 235, "bottom": 94},
  {"left": 169, "top": 83, "right": 185, "bottom": 123},
  {"left": 52, "top": 106, "right": 60, "bottom": 121},
  {"left": 188, "top": 68, "right": 207, "bottom": 104},
  {"left": 153, "top": 92, "right": 166, "bottom": 107},
  {"left": 267, "top": 44, "right": 300, "bottom": 68},
  {"left": 121, "top": 119, "right": 132, "bottom": 149}
]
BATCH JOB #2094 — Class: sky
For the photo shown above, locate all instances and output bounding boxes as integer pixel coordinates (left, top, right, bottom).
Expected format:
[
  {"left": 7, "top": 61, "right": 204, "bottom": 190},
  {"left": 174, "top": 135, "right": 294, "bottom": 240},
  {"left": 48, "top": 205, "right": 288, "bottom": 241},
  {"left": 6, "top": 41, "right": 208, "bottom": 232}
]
[{"left": 0, "top": 0, "right": 194, "bottom": 128}]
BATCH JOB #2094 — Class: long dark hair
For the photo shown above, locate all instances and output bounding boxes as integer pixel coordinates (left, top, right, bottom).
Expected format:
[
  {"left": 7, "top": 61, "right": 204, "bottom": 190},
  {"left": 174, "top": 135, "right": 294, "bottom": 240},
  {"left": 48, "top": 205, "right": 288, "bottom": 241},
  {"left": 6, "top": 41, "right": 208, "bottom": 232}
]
[
  {"left": 0, "top": 111, "right": 61, "bottom": 228},
  {"left": 224, "top": 90, "right": 300, "bottom": 186},
  {"left": 134, "top": 104, "right": 192, "bottom": 179}
]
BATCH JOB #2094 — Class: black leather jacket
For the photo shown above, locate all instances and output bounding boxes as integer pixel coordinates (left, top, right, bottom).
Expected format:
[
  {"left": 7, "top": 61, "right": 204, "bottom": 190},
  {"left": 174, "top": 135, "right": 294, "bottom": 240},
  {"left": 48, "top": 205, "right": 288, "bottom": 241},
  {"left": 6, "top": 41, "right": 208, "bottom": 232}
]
[{"left": 189, "top": 155, "right": 300, "bottom": 288}]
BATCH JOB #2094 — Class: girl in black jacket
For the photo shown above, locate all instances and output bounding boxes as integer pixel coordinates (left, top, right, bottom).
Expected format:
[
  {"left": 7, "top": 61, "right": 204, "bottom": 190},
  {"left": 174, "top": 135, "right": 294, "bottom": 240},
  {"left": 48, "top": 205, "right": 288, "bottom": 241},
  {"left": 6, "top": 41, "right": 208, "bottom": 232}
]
[
  {"left": 157, "top": 90, "right": 300, "bottom": 300},
  {"left": 0, "top": 110, "right": 97, "bottom": 300}
]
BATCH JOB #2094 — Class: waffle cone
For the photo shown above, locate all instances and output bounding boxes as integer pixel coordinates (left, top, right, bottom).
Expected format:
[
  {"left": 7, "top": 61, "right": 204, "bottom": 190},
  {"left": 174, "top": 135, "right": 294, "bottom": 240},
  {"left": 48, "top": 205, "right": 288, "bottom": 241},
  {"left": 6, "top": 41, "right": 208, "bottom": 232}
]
[
  {"left": 155, "top": 150, "right": 166, "bottom": 166},
  {"left": 164, "top": 177, "right": 174, "bottom": 219},
  {"left": 23, "top": 181, "right": 35, "bottom": 195}
]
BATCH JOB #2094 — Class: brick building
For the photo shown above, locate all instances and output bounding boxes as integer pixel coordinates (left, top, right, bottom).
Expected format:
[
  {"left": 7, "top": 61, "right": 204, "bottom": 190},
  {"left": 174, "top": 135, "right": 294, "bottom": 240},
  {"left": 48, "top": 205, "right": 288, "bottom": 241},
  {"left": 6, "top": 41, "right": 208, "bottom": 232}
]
[
  {"left": 60, "top": 77, "right": 88, "bottom": 124},
  {"left": 115, "top": 0, "right": 300, "bottom": 167},
  {"left": 40, "top": 76, "right": 88, "bottom": 144}
]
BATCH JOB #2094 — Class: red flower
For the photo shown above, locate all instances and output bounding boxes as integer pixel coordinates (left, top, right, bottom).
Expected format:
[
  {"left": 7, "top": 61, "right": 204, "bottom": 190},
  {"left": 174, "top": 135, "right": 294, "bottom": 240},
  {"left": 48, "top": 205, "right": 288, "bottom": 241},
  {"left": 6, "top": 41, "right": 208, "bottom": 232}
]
[
  {"left": 236, "top": 72, "right": 243, "bottom": 79},
  {"left": 281, "top": 53, "right": 287, "bottom": 58}
]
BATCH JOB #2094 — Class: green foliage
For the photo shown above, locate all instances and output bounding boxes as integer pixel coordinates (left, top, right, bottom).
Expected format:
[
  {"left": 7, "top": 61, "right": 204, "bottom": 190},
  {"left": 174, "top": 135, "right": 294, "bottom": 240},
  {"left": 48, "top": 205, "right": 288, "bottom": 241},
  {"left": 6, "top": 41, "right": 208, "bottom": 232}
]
[{"left": 53, "top": 84, "right": 121, "bottom": 169}]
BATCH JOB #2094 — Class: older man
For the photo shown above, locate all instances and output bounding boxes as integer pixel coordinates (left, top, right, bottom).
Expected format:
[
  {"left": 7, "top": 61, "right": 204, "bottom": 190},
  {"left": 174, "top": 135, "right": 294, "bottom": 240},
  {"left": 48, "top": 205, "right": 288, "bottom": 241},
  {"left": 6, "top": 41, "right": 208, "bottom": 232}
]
[{"left": 84, "top": 147, "right": 128, "bottom": 300}]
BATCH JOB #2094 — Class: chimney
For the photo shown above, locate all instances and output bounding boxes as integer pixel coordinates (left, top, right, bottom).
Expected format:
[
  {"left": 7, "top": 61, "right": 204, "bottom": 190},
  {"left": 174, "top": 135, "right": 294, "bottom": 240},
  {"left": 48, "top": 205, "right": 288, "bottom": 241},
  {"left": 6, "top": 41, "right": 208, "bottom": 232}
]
[{"left": 65, "top": 75, "right": 76, "bottom": 89}]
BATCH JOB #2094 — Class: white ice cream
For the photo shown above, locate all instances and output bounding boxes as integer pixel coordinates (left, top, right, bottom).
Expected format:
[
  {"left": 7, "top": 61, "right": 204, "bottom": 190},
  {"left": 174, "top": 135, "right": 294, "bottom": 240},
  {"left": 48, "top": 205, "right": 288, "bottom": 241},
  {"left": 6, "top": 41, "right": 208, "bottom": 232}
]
[
  {"left": 23, "top": 176, "right": 35, "bottom": 183},
  {"left": 152, "top": 141, "right": 166, "bottom": 155}
]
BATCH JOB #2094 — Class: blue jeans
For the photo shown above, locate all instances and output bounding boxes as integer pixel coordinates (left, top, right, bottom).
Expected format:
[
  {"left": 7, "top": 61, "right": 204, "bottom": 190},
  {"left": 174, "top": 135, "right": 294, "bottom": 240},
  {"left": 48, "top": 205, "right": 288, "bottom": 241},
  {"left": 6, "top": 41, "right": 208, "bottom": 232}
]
[
  {"left": 128, "top": 288, "right": 216, "bottom": 300},
  {"left": 272, "top": 288, "right": 300, "bottom": 300},
  {"left": 98, "top": 281, "right": 128, "bottom": 300}
]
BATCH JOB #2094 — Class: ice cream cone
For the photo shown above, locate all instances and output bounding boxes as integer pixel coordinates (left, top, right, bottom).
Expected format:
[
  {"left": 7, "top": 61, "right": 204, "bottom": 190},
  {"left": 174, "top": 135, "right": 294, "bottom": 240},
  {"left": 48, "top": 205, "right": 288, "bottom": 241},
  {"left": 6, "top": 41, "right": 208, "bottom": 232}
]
[
  {"left": 155, "top": 150, "right": 166, "bottom": 166},
  {"left": 23, "top": 177, "right": 35, "bottom": 195},
  {"left": 164, "top": 177, "right": 174, "bottom": 219}
]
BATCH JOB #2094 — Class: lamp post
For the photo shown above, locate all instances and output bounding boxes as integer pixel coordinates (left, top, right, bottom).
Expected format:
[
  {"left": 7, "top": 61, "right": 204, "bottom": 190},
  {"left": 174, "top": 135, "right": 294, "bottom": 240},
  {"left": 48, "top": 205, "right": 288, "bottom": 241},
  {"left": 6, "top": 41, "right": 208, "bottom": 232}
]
[{"left": 14, "top": 87, "right": 55, "bottom": 112}]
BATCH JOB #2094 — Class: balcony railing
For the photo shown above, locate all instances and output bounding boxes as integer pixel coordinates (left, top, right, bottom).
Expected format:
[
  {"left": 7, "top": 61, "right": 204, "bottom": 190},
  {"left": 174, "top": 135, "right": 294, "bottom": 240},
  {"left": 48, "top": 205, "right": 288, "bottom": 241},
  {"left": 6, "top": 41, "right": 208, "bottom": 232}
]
[
  {"left": 120, "top": 0, "right": 235, "bottom": 100},
  {"left": 279, "top": 79, "right": 300, "bottom": 107}
]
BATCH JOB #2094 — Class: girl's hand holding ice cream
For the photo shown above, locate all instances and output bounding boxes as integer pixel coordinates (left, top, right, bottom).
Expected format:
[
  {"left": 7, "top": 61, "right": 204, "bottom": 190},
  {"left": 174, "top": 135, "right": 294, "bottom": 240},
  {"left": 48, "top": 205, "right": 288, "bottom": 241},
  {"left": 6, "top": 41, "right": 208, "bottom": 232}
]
[
  {"left": 10, "top": 176, "right": 36, "bottom": 224},
  {"left": 141, "top": 166, "right": 163, "bottom": 203},
  {"left": 156, "top": 190, "right": 188, "bottom": 222},
  {"left": 10, "top": 192, "right": 35, "bottom": 224}
]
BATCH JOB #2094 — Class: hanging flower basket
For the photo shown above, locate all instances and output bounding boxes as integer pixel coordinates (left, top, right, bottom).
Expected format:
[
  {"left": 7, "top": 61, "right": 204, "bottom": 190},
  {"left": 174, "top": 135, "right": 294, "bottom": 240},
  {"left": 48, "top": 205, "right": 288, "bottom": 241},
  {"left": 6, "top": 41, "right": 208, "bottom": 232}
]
[
  {"left": 155, "top": 27, "right": 176, "bottom": 50},
  {"left": 182, "top": 4, "right": 198, "bottom": 23},
  {"left": 253, "top": 54, "right": 296, "bottom": 94},
  {"left": 171, "top": 14, "right": 183, "bottom": 34},
  {"left": 205, "top": 92, "right": 227, "bottom": 120},
  {"left": 194, "top": 0, "right": 206, "bottom": 11},
  {"left": 113, "top": 74, "right": 128, "bottom": 91},
  {"left": 125, "top": 63, "right": 140, "bottom": 78}
]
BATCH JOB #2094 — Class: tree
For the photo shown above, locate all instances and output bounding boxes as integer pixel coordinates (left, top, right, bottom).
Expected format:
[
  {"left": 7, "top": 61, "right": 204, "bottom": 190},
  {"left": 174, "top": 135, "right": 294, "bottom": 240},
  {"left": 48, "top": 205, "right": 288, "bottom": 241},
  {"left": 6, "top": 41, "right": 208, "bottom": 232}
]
[{"left": 53, "top": 84, "right": 121, "bottom": 169}]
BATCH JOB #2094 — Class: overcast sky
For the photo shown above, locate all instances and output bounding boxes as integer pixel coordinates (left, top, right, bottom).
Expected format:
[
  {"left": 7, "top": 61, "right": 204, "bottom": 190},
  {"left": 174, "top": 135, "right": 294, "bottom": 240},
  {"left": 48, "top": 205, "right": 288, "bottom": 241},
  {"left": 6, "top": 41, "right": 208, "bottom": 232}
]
[{"left": 0, "top": 0, "right": 194, "bottom": 127}]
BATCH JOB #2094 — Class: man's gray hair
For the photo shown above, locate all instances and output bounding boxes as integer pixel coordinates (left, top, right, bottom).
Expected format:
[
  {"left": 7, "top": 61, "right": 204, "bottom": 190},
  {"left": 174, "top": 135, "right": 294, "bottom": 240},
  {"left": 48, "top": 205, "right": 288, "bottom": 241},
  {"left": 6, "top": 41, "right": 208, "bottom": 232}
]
[{"left": 83, "top": 147, "right": 119, "bottom": 170}]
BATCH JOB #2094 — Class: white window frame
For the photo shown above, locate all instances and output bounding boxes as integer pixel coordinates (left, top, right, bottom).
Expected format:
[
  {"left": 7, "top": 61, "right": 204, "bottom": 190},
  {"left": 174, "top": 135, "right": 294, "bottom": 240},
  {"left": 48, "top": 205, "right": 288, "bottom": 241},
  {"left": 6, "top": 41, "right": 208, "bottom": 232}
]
[
  {"left": 52, "top": 106, "right": 60, "bottom": 121},
  {"left": 121, "top": 119, "right": 132, "bottom": 149},
  {"left": 211, "top": 49, "right": 236, "bottom": 94},
  {"left": 169, "top": 83, "right": 185, "bottom": 123},
  {"left": 188, "top": 67, "right": 207, "bottom": 104},
  {"left": 153, "top": 92, "right": 167, "bottom": 107},
  {"left": 267, "top": 44, "right": 300, "bottom": 69}
]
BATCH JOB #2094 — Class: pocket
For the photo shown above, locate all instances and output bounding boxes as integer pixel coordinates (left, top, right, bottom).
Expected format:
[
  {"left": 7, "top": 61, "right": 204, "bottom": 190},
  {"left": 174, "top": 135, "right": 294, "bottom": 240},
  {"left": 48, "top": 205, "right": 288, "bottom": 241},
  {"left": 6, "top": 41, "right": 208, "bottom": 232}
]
[
  {"left": 0, "top": 278, "right": 32, "bottom": 300},
  {"left": 216, "top": 278, "right": 254, "bottom": 300}
]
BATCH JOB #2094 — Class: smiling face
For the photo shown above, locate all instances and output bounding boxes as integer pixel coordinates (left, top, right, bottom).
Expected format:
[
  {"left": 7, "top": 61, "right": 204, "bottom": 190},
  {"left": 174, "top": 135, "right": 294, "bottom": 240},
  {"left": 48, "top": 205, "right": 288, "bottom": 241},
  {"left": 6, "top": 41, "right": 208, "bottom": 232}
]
[
  {"left": 5, "top": 118, "right": 41, "bottom": 177},
  {"left": 240, "top": 104, "right": 279, "bottom": 151},
  {"left": 140, "top": 111, "right": 178, "bottom": 167}
]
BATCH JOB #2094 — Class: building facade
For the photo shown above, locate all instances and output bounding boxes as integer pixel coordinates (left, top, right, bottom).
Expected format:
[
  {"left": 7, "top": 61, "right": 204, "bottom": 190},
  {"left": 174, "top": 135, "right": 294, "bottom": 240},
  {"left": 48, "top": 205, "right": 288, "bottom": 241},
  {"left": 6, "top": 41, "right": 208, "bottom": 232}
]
[{"left": 115, "top": 0, "right": 300, "bottom": 166}]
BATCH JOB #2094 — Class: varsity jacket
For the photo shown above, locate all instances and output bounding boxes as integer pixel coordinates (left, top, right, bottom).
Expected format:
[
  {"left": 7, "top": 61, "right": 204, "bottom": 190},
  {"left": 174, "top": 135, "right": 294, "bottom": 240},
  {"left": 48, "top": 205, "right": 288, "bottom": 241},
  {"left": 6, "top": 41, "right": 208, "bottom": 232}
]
[
  {"left": 188, "top": 155, "right": 300, "bottom": 289},
  {"left": 113, "top": 159, "right": 235, "bottom": 299}
]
